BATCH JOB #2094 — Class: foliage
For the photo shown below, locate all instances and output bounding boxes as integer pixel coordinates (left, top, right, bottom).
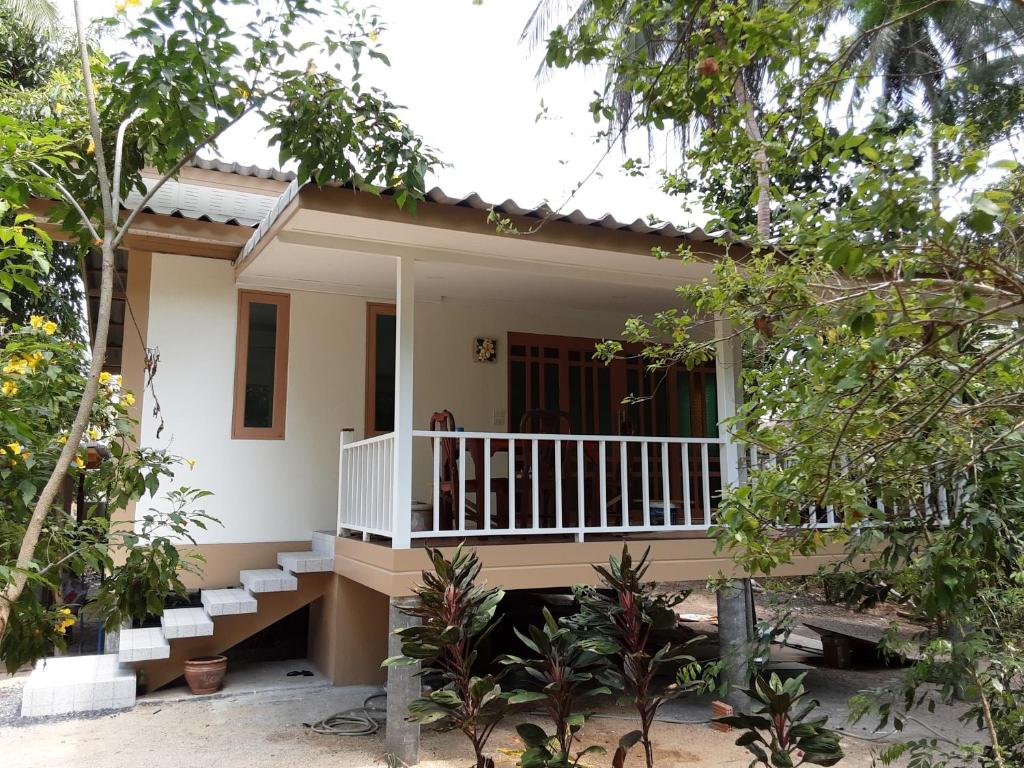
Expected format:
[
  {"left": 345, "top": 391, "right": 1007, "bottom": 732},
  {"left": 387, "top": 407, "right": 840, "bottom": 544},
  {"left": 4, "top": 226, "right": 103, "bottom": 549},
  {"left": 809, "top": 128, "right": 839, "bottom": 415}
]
[
  {"left": 541, "top": 1, "right": 1024, "bottom": 763},
  {"left": 718, "top": 673, "right": 844, "bottom": 768},
  {"left": 0, "top": 316, "right": 215, "bottom": 669},
  {"left": 501, "top": 606, "right": 616, "bottom": 767},
  {"left": 90, "top": 487, "right": 215, "bottom": 631},
  {"left": 0, "top": 0, "right": 438, "bottom": 654},
  {"left": 570, "top": 546, "right": 712, "bottom": 768},
  {"left": 0, "top": 5, "right": 75, "bottom": 89},
  {"left": 384, "top": 545, "right": 510, "bottom": 768}
]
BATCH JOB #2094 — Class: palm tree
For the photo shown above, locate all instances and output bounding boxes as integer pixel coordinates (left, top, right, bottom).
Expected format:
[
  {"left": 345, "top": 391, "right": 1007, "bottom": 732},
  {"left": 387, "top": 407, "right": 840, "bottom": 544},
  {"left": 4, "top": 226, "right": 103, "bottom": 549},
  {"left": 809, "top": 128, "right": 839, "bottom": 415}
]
[
  {"left": 844, "top": 0, "right": 1024, "bottom": 197},
  {"left": 2, "top": 0, "right": 60, "bottom": 33},
  {"left": 522, "top": 1, "right": 777, "bottom": 236}
]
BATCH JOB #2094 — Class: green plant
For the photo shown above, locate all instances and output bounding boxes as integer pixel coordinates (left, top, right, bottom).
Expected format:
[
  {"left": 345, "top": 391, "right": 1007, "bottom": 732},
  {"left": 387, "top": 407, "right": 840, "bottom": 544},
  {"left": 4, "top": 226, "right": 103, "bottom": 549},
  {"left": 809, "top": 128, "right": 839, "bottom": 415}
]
[
  {"left": 384, "top": 545, "right": 510, "bottom": 768},
  {"left": 501, "top": 606, "right": 616, "bottom": 767},
  {"left": 0, "top": 0, "right": 438, "bottom": 650},
  {"left": 718, "top": 673, "right": 844, "bottom": 768},
  {"left": 571, "top": 546, "right": 712, "bottom": 768}
]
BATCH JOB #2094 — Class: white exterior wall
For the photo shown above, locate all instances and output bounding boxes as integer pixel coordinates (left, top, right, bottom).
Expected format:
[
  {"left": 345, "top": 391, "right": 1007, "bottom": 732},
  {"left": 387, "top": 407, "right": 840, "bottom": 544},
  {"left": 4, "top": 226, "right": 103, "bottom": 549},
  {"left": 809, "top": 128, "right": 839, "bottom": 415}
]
[
  {"left": 142, "top": 254, "right": 365, "bottom": 544},
  {"left": 142, "top": 253, "right": 705, "bottom": 544}
]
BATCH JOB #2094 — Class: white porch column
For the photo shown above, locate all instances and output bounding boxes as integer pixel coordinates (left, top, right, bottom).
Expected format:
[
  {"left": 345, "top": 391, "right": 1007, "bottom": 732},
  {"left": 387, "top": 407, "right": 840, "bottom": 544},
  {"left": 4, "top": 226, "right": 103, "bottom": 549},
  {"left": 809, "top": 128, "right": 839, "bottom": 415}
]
[
  {"left": 391, "top": 257, "right": 415, "bottom": 549},
  {"left": 714, "top": 314, "right": 744, "bottom": 488}
]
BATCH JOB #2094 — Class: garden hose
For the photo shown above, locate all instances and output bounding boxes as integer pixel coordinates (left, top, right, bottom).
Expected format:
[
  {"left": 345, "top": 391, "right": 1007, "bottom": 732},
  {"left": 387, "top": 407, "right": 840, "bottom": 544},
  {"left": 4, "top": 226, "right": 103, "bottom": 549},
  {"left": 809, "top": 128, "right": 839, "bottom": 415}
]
[{"left": 305, "top": 692, "right": 388, "bottom": 736}]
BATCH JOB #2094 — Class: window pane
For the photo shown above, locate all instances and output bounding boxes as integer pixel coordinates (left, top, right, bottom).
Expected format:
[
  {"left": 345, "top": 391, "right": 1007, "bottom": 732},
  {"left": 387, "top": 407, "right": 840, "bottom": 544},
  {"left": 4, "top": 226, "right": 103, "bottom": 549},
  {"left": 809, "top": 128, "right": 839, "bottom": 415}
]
[
  {"left": 374, "top": 312, "right": 396, "bottom": 432},
  {"left": 243, "top": 302, "right": 278, "bottom": 429}
]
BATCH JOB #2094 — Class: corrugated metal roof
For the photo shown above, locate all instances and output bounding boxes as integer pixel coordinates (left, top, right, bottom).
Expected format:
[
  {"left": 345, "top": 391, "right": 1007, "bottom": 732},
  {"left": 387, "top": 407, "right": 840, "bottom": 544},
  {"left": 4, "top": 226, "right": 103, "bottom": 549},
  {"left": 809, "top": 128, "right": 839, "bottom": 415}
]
[
  {"left": 124, "top": 173, "right": 285, "bottom": 226},
  {"left": 133, "top": 157, "right": 722, "bottom": 257},
  {"left": 188, "top": 156, "right": 297, "bottom": 182}
]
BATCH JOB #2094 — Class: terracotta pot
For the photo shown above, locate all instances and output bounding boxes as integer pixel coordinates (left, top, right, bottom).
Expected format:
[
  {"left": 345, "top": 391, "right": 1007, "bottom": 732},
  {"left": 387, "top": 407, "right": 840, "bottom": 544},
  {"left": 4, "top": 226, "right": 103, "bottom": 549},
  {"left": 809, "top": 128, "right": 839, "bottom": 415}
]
[{"left": 183, "top": 655, "right": 227, "bottom": 695}]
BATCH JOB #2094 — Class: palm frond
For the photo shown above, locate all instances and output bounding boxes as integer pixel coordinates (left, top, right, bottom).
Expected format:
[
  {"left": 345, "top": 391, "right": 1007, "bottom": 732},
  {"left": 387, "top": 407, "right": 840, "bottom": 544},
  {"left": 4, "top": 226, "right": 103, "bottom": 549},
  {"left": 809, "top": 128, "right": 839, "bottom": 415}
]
[{"left": 2, "top": 0, "right": 61, "bottom": 37}]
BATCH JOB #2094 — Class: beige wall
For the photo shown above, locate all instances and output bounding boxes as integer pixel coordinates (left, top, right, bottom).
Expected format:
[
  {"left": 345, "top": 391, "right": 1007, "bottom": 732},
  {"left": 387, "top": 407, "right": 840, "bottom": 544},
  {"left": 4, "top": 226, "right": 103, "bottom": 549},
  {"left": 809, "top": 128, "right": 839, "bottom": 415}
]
[{"left": 333, "top": 536, "right": 853, "bottom": 597}]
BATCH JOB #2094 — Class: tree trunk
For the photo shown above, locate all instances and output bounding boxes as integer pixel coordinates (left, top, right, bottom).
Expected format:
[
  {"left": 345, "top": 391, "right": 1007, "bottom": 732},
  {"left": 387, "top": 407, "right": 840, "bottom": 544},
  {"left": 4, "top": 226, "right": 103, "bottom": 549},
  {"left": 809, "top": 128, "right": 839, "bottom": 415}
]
[
  {"left": 712, "top": 27, "right": 770, "bottom": 239},
  {"left": 0, "top": 0, "right": 116, "bottom": 648}
]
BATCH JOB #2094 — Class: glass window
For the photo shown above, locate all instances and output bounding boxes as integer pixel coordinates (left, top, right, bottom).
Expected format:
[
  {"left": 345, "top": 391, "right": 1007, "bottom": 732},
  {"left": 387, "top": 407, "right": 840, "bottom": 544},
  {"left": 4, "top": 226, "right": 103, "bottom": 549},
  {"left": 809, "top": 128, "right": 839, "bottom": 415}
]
[
  {"left": 233, "top": 291, "right": 289, "bottom": 439},
  {"left": 365, "top": 303, "right": 397, "bottom": 436}
]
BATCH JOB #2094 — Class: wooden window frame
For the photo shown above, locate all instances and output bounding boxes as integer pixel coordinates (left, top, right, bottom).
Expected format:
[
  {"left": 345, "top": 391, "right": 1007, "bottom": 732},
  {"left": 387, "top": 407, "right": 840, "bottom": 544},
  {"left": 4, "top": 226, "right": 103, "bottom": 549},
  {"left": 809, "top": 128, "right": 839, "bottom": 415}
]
[
  {"left": 364, "top": 302, "right": 396, "bottom": 437},
  {"left": 232, "top": 290, "right": 290, "bottom": 440}
]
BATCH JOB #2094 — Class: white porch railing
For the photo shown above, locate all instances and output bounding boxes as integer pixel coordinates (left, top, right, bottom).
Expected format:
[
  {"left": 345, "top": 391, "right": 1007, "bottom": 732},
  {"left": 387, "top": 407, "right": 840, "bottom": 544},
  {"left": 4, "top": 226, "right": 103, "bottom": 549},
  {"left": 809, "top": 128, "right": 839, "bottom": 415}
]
[
  {"left": 336, "top": 431, "right": 394, "bottom": 539},
  {"left": 338, "top": 429, "right": 729, "bottom": 543}
]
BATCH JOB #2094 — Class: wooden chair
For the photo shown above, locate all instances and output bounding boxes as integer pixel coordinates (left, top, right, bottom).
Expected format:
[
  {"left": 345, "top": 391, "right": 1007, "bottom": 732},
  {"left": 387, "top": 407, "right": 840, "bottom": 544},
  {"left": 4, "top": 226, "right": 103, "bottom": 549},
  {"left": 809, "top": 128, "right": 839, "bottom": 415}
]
[
  {"left": 429, "top": 410, "right": 459, "bottom": 529},
  {"left": 429, "top": 410, "right": 507, "bottom": 531}
]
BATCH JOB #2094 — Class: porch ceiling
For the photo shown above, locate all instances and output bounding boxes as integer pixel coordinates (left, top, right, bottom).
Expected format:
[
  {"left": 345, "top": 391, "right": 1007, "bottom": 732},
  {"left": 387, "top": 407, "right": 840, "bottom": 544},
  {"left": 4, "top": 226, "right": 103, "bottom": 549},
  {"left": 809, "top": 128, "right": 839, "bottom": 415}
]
[{"left": 236, "top": 202, "right": 714, "bottom": 313}]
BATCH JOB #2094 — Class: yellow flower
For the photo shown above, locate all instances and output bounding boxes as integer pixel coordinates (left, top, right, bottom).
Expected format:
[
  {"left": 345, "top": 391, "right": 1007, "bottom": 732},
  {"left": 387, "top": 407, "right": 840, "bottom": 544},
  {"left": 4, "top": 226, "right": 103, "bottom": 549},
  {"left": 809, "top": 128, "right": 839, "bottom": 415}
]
[
  {"left": 6, "top": 442, "right": 22, "bottom": 456},
  {"left": 237, "top": 86, "right": 250, "bottom": 99},
  {"left": 74, "top": 454, "right": 85, "bottom": 469},
  {"left": 368, "top": 29, "right": 379, "bottom": 41},
  {"left": 122, "top": 392, "right": 135, "bottom": 407},
  {"left": 88, "top": 427, "right": 100, "bottom": 441},
  {"left": 115, "top": 1, "right": 126, "bottom": 10},
  {"left": 42, "top": 321, "right": 57, "bottom": 335},
  {"left": 55, "top": 102, "right": 65, "bottom": 115},
  {"left": 1, "top": 381, "right": 17, "bottom": 396},
  {"left": 99, "top": 371, "right": 113, "bottom": 385},
  {"left": 4, "top": 359, "right": 28, "bottom": 375},
  {"left": 56, "top": 433, "right": 67, "bottom": 445},
  {"left": 86, "top": 138, "right": 95, "bottom": 155},
  {"left": 29, "top": 315, "right": 43, "bottom": 329},
  {"left": 116, "top": 375, "right": 123, "bottom": 387},
  {"left": 185, "top": 458, "right": 197, "bottom": 470}
]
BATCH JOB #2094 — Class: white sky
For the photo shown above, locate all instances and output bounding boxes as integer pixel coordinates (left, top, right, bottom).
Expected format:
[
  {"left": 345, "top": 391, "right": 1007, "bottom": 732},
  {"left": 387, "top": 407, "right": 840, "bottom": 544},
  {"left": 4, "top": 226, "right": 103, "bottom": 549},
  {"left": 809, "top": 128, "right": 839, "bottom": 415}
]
[{"left": 60, "top": 0, "right": 695, "bottom": 227}]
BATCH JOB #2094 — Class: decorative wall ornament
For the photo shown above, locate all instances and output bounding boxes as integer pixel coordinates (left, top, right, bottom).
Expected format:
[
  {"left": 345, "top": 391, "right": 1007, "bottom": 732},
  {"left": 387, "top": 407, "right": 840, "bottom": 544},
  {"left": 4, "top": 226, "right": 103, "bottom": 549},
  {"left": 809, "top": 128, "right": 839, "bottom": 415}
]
[{"left": 474, "top": 337, "right": 497, "bottom": 363}]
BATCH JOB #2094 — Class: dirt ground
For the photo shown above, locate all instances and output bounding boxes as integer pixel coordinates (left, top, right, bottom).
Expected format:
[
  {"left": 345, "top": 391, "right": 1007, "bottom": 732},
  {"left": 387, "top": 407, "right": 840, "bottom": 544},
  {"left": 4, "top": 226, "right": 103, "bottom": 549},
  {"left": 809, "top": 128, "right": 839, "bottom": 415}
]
[
  {"left": 1, "top": 680, "right": 894, "bottom": 768},
  {"left": 1, "top": 578, "right": 980, "bottom": 768}
]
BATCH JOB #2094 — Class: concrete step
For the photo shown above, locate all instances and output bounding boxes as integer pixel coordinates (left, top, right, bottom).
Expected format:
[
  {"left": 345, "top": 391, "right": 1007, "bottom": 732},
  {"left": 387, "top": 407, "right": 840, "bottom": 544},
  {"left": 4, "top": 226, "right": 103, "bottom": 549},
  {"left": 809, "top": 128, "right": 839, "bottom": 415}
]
[
  {"left": 118, "top": 627, "right": 170, "bottom": 663},
  {"left": 21, "top": 654, "right": 136, "bottom": 717},
  {"left": 201, "top": 587, "right": 258, "bottom": 616},
  {"left": 160, "top": 607, "right": 214, "bottom": 639},
  {"left": 239, "top": 568, "right": 298, "bottom": 593},
  {"left": 277, "top": 551, "right": 334, "bottom": 574}
]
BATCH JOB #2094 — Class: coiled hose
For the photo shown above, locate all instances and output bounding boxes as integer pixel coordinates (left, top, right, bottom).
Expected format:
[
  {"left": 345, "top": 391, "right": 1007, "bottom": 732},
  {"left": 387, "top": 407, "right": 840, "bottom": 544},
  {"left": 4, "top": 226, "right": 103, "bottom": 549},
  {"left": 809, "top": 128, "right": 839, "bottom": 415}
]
[{"left": 305, "top": 693, "right": 388, "bottom": 736}]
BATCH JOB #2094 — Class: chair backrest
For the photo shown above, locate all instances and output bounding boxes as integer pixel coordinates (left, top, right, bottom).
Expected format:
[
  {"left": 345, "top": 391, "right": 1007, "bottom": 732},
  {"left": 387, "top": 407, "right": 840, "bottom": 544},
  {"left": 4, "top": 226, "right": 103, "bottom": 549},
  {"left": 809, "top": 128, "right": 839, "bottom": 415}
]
[
  {"left": 519, "top": 409, "right": 572, "bottom": 435},
  {"left": 429, "top": 410, "right": 458, "bottom": 486}
]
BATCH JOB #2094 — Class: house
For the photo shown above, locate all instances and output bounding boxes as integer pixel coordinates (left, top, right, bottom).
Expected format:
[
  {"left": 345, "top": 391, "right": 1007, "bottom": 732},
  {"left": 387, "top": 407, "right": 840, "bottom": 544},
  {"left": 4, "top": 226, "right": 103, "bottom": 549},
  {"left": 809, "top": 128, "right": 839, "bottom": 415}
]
[{"left": 23, "top": 159, "right": 844, "bottom": 762}]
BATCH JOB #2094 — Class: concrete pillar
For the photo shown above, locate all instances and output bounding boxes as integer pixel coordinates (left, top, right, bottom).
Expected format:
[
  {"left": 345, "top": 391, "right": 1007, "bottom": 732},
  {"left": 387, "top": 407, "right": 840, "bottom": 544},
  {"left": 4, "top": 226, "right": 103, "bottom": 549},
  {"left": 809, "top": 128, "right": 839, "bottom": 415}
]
[
  {"left": 717, "top": 579, "right": 753, "bottom": 709},
  {"left": 386, "top": 595, "right": 421, "bottom": 765}
]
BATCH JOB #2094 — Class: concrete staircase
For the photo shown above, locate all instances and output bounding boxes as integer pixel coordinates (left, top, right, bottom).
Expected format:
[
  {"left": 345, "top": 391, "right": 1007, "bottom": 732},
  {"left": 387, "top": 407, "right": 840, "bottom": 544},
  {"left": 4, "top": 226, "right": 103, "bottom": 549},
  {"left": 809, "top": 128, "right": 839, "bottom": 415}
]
[{"left": 20, "top": 536, "right": 335, "bottom": 717}]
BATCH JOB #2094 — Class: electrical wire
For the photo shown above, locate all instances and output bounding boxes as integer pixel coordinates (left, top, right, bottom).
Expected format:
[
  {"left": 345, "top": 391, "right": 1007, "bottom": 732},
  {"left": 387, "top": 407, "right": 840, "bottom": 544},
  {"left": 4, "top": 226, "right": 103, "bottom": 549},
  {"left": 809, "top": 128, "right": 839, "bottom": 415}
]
[{"left": 304, "top": 693, "right": 388, "bottom": 736}]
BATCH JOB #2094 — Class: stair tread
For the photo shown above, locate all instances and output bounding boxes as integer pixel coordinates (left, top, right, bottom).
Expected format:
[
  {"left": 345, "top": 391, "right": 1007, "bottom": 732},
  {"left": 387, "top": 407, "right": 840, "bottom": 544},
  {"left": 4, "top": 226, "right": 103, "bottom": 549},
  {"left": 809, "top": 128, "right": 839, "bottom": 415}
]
[
  {"left": 160, "top": 607, "right": 214, "bottom": 639},
  {"left": 21, "top": 654, "right": 136, "bottom": 716},
  {"left": 239, "top": 568, "right": 298, "bottom": 593},
  {"left": 118, "top": 627, "right": 170, "bottom": 662},
  {"left": 277, "top": 551, "right": 334, "bottom": 573},
  {"left": 201, "top": 587, "right": 258, "bottom": 616}
]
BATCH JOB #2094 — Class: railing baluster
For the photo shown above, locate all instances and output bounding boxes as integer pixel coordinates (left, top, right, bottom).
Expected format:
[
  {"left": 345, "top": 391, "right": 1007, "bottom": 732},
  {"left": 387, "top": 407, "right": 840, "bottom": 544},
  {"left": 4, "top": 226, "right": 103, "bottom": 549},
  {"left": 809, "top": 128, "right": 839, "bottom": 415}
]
[
  {"left": 576, "top": 441, "right": 585, "bottom": 540},
  {"left": 620, "top": 440, "right": 629, "bottom": 526},
  {"left": 641, "top": 442, "right": 651, "bottom": 527},
  {"left": 661, "top": 442, "right": 671, "bottom": 527},
  {"left": 432, "top": 436, "right": 441, "bottom": 533},
  {"left": 531, "top": 439, "right": 540, "bottom": 530},
  {"left": 459, "top": 436, "right": 467, "bottom": 532},
  {"left": 700, "top": 443, "right": 711, "bottom": 526},
  {"left": 682, "top": 444, "right": 692, "bottom": 527},
  {"left": 554, "top": 439, "right": 563, "bottom": 530},
  {"left": 508, "top": 438, "right": 516, "bottom": 530},
  {"left": 484, "top": 437, "right": 492, "bottom": 531},
  {"left": 599, "top": 440, "right": 608, "bottom": 528}
]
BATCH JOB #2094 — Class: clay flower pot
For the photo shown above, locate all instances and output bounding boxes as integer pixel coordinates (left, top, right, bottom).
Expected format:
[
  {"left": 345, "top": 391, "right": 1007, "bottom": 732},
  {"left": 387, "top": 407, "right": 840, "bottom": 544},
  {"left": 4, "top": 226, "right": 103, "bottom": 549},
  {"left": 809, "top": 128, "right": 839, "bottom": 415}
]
[{"left": 183, "top": 655, "right": 227, "bottom": 695}]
